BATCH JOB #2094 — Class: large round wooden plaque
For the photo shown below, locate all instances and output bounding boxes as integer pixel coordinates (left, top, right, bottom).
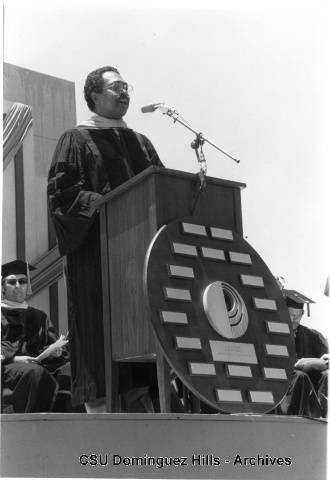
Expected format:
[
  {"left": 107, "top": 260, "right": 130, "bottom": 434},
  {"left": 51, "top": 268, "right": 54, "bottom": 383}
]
[{"left": 144, "top": 217, "right": 295, "bottom": 413}]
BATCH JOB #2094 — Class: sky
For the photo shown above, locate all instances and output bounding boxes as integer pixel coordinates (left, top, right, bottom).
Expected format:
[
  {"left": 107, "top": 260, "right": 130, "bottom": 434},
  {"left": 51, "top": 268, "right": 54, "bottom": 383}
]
[{"left": 3, "top": 0, "right": 330, "bottom": 334}]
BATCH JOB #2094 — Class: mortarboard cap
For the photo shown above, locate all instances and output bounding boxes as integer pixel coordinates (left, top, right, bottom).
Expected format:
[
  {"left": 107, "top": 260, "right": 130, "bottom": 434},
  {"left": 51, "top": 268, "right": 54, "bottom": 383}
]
[
  {"left": 1, "top": 260, "right": 36, "bottom": 295},
  {"left": 1, "top": 260, "right": 36, "bottom": 278},
  {"left": 283, "top": 289, "right": 315, "bottom": 316}
]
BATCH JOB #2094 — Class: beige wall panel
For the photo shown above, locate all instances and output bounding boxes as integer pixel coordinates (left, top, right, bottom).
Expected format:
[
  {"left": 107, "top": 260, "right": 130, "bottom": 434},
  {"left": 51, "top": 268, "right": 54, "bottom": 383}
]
[
  {"left": 34, "top": 136, "right": 59, "bottom": 177},
  {"left": 3, "top": 63, "right": 75, "bottom": 327},
  {"left": 58, "top": 276, "right": 68, "bottom": 334},
  {"left": 29, "top": 288, "right": 50, "bottom": 318},
  {"left": 3, "top": 64, "right": 76, "bottom": 147},
  {"left": 23, "top": 129, "right": 48, "bottom": 261},
  {"left": 3, "top": 63, "right": 76, "bottom": 259},
  {"left": 2, "top": 159, "right": 17, "bottom": 262}
]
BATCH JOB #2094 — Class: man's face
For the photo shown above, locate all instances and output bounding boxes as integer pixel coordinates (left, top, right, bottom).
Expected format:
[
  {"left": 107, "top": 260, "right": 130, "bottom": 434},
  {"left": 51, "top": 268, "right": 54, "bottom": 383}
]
[
  {"left": 2, "top": 274, "right": 28, "bottom": 303},
  {"left": 288, "top": 307, "right": 304, "bottom": 332},
  {"left": 92, "top": 71, "right": 130, "bottom": 119}
]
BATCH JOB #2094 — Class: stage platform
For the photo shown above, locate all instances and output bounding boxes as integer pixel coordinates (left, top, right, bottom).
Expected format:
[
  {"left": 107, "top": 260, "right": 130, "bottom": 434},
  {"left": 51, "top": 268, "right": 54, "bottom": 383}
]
[{"left": 1, "top": 413, "right": 327, "bottom": 479}]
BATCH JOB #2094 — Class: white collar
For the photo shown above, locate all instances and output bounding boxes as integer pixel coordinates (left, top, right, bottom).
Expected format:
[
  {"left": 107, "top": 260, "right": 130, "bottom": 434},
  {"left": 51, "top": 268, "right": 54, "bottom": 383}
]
[
  {"left": 76, "top": 114, "right": 128, "bottom": 129},
  {"left": 1, "top": 299, "right": 29, "bottom": 310}
]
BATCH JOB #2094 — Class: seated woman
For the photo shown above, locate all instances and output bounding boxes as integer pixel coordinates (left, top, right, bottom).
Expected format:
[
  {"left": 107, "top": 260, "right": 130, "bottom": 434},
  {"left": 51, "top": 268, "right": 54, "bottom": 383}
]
[{"left": 1, "top": 260, "right": 69, "bottom": 413}]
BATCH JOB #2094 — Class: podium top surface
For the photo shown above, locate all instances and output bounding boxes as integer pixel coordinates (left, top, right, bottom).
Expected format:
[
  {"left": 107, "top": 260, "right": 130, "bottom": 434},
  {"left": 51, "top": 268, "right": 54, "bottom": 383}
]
[{"left": 93, "top": 166, "right": 246, "bottom": 210}]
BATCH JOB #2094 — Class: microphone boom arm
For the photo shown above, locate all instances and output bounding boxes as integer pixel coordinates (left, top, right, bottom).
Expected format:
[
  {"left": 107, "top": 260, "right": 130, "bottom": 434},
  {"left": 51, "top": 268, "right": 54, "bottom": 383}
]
[{"left": 159, "top": 105, "right": 240, "bottom": 164}]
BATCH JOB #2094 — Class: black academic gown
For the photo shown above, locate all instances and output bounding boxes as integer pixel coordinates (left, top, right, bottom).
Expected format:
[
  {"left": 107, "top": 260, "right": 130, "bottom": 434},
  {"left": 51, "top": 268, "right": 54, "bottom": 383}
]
[
  {"left": 1, "top": 306, "right": 69, "bottom": 413},
  {"left": 47, "top": 127, "right": 163, "bottom": 406},
  {"left": 278, "top": 324, "right": 328, "bottom": 417}
]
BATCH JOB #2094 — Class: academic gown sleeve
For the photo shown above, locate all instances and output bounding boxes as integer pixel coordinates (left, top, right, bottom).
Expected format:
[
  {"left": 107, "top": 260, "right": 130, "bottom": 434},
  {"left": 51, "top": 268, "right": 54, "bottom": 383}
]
[
  {"left": 24, "top": 308, "right": 69, "bottom": 368},
  {"left": 47, "top": 130, "right": 103, "bottom": 255},
  {"left": 1, "top": 314, "right": 21, "bottom": 363},
  {"left": 295, "top": 324, "right": 329, "bottom": 359},
  {"left": 136, "top": 133, "right": 164, "bottom": 168}
]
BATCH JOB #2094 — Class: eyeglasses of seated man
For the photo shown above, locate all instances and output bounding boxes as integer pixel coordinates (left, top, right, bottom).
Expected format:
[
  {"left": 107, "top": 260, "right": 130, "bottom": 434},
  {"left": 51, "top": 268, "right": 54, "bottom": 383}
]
[{"left": 2, "top": 274, "right": 28, "bottom": 303}]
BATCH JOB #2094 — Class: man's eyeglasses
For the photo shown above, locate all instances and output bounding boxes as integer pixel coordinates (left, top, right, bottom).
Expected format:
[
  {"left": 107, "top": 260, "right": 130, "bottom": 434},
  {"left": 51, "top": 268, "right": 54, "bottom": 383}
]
[
  {"left": 288, "top": 308, "right": 304, "bottom": 318},
  {"left": 106, "top": 82, "right": 133, "bottom": 95},
  {"left": 6, "top": 279, "right": 28, "bottom": 286}
]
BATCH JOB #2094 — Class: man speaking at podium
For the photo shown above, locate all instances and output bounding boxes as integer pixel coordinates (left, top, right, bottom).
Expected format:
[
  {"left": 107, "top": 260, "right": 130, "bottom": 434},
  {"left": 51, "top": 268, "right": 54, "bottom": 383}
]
[{"left": 48, "top": 66, "right": 163, "bottom": 412}]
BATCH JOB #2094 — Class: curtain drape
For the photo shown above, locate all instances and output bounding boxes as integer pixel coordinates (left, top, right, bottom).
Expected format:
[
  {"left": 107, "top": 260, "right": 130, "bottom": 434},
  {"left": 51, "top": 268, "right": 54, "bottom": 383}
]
[{"left": 3, "top": 102, "right": 33, "bottom": 169}]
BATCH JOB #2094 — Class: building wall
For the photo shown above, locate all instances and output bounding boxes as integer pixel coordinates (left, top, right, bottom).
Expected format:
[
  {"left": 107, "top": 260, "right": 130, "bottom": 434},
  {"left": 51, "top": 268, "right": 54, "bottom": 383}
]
[
  {"left": 29, "top": 288, "right": 50, "bottom": 319},
  {"left": 3, "top": 63, "right": 76, "bottom": 331},
  {"left": 23, "top": 126, "right": 47, "bottom": 261},
  {"left": 3, "top": 63, "right": 76, "bottom": 258},
  {"left": 2, "top": 159, "right": 16, "bottom": 261},
  {"left": 58, "top": 276, "right": 69, "bottom": 334}
]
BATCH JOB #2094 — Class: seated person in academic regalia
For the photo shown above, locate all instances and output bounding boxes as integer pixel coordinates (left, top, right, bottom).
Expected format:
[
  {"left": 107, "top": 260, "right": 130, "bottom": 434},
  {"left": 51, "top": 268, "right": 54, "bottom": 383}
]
[
  {"left": 1, "top": 260, "right": 70, "bottom": 413},
  {"left": 278, "top": 289, "right": 328, "bottom": 418}
]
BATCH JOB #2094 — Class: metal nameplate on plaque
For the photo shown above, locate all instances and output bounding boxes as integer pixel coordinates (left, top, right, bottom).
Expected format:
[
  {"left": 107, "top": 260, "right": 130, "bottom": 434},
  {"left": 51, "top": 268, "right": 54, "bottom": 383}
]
[
  {"left": 172, "top": 242, "right": 198, "bottom": 257},
  {"left": 263, "top": 367, "right": 287, "bottom": 380},
  {"left": 165, "top": 287, "right": 191, "bottom": 301},
  {"left": 210, "top": 340, "right": 258, "bottom": 364},
  {"left": 175, "top": 337, "right": 202, "bottom": 350},
  {"left": 253, "top": 298, "right": 277, "bottom": 311},
  {"left": 210, "top": 227, "right": 234, "bottom": 241},
  {"left": 160, "top": 311, "right": 188, "bottom": 325},
  {"left": 169, "top": 265, "right": 195, "bottom": 278},
  {"left": 229, "top": 252, "right": 252, "bottom": 265},
  {"left": 249, "top": 391, "right": 274, "bottom": 404},
  {"left": 240, "top": 274, "right": 264, "bottom": 288},
  {"left": 182, "top": 222, "right": 207, "bottom": 236},
  {"left": 189, "top": 362, "right": 216, "bottom": 376},
  {"left": 265, "top": 344, "right": 289, "bottom": 357},
  {"left": 266, "top": 322, "right": 290, "bottom": 334},
  {"left": 216, "top": 389, "right": 243, "bottom": 402},
  {"left": 227, "top": 364, "right": 253, "bottom": 378},
  {"left": 201, "top": 247, "right": 225, "bottom": 261}
]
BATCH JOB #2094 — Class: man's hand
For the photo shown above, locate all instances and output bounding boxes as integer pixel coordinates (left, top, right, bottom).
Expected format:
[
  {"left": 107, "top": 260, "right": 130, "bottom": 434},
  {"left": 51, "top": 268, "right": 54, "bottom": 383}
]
[
  {"left": 13, "top": 355, "right": 39, "bottom": 364},
  {"left": 34, "top": 335, "right": 68, "bottom": 363},
  {"left": 47, "top": 347, "right": 63, "bottom": 358},
  {"left": 320, "top": 353, "right": 329, "bottom": 367},
  {"left": 294, "top": 357, "right": 328, "bottom": 372}
]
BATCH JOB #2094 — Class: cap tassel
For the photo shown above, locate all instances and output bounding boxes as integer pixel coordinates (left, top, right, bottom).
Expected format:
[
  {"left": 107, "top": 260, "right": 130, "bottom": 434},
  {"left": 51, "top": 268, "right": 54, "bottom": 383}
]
[{"left": 26, "top": 262, "right": 32, "bottom": 296}]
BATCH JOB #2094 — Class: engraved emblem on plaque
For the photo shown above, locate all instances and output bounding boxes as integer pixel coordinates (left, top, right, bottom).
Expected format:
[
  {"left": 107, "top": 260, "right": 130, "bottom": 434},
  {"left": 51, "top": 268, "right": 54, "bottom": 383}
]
[{"left": 203, "top": 281, "right": 249, "bottom": 339}]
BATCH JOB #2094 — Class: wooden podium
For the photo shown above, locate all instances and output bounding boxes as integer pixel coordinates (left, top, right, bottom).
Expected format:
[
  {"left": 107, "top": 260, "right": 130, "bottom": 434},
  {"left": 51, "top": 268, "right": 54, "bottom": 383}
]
[{"left": 97, "top": 166, "right": 246, "bottom": 411}]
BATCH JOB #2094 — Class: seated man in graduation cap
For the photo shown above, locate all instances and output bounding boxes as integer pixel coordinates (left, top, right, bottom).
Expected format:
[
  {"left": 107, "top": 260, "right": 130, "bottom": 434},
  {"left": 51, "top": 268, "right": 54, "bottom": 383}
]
[
  {"left": 1, "top": 260, "right": 69, "bottom": 413},
  {"left": 279, "top": 289, "right": 328, "bottom": 417}
]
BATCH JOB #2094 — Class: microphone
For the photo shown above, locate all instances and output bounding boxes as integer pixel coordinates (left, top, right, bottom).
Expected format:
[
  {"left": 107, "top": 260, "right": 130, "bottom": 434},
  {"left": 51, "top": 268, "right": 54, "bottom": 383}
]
[{"left": 141, "top": 103, "right": 163, "bottom": 113}]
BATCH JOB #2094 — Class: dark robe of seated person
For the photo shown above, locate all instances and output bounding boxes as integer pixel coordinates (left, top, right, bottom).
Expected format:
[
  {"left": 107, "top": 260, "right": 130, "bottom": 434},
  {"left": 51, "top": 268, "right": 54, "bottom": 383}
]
[
  {"left": 1, "top": 304, "right": 71, "bottom": 414},
  {"left": 270, "top": 289, "right": 328, "bottom": 418}
]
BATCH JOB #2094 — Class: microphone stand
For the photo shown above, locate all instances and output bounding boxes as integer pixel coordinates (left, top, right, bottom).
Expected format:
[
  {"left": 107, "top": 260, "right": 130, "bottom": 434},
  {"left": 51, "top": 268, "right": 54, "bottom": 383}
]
[
  {"left": 155, "top": 104, "right": 240, "bottom": 212},
  {"left": 157, "top": 105, "right": 240, "bottom": 164},
  {"left": 191, "top": 132, "right": 207, "bottom": 190}
]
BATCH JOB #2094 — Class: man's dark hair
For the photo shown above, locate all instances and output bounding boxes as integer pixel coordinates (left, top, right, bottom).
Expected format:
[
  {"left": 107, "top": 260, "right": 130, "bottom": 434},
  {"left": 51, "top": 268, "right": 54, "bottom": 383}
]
[{"left": 84, "top": 66, "right": 120, "bottom": 112}]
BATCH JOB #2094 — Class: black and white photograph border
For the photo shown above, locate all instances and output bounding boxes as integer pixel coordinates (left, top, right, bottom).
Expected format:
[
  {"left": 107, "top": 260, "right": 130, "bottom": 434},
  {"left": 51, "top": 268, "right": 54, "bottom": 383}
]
[{"left": 1, "top": 0, "right": 329, "bottom": 479}]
